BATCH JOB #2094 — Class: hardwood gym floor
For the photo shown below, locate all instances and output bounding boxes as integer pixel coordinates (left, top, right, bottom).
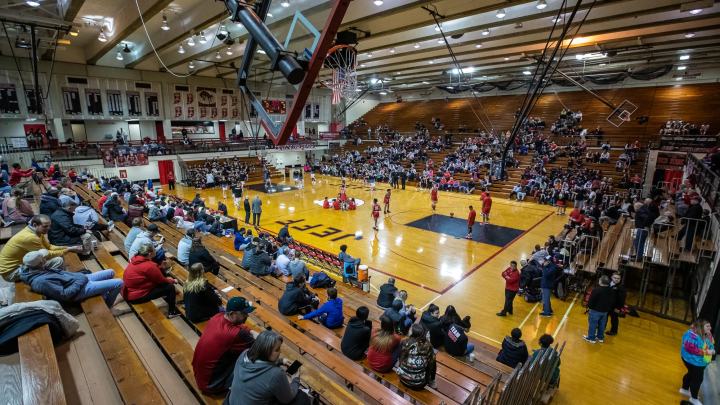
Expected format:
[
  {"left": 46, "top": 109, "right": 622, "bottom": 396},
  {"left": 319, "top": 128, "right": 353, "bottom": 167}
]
[{"left": 169, "top": 175, "right": 688, "bottom": 405}]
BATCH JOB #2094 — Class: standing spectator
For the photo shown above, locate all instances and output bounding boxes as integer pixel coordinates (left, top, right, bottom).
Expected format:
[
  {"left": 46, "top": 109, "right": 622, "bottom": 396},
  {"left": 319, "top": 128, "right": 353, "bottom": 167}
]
[
  {"left": 678, "top": 196, "right": 703, "bottom": 252},
  {"left": 183, "top": 263, "right": 223, "bottom": 323},
  {"left": 8, "top": 163, "right": 34, "bottom": 194},
  {"left": 606, "top": 272, "right": 626, "bottom": 336},
  {"left": 341, "top": 306, "right": 372, "bottom": 360},
  {"left": 420, "top": 304, "right": 444, "bottom": 348},
  {"left": 189, "top": 237, "right": 220, "bottom": 275},
  {"left": 540, "top": 258, "right": 555, "bottom": 317},
  {"left": 465, "top": 205, "right": 476, "bottom": 239},
  {"left": 167, "top": 172, "right": 175, "bottom": 190},
  {"left": 192, "top": 296, "right": 258, "bottom": 395},
  {"left": 531, "top": 334, "right": 561, "bottom": 386},
  {"left": 680, "top": 319, "right": 715, "bottom": 405},
  {"left": 125, "top": 218, "right": 144, "bottom": 255},
  {"left": 251, "top": 195, "right": 262, "bottom": 226},
  {"left": 633, "top": 198, "right": 658, "bottom": 259},
  {"left": 121, "top": 244, "right": 180, "bottom": 318},
  {"left": 243, "top": 195, "right": 251, "bottom": 225},
  {"left": 397, "top": 323, "right": 437, "bottom": 390},
  {"left": 497, "top": 261, "right": 520, "bottom": 317},
  {"left": 367, "top": 315, "right": 402, "bottom": 373},
  {"left": 278, "top": 274, "right": 318, "bottom": 315},
  {"left": 298, "top": 287, "right": 344, "bottom": 328},
  {"left": 377, "top": 277, "right": 398, "bottom": 309},
  {"left": 48, "top": 200, "right": 93, "bottom": 255},
  {"left": 583, "top": 276, "right": 613, "bottom": 344},
  {"left": 495, "top": 328, "right": 529, "bottom": 369}
]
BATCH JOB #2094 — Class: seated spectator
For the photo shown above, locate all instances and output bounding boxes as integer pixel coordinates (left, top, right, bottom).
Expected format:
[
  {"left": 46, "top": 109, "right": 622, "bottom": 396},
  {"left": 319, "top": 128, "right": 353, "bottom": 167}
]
[
  {"left": 443, "top": 315, "right": 474, "bottom": 357},
  {"left": 496, "top": 328, "right": 529, "bottom": 369},
  {"left": 298, "top": 287, "right": 344, "bottom": 328},
  {"left": 367, "top": 315, "right": 402, "bottom": 373},
  {"left": 124, "top": 218, "right": 144, "bottom": 254},
  {"left": 420, "top": 304, "right": 444, "bottom": 348},
  {"left": 278, "top": 274, "right": 319, "bottom": 315},
  {"left": 2, "top": 188, "right": 34, "bottom": 225},
  {"left": 19, "top": 249, "right": 124, "bottom": 312},
  {"left": 384, "top": 299, "right": 411, "bottom": 335},
  {"left": 121, "top": 243, "right": 180, "bottom": 318},
  {"left": 192, "top": 296, "right": 258, "bottom": 395},
  {"left": 288, "top": 249, "right": 309, "bottom": 280},
  {"left": 48, "top": 200, "right": 93, "bottom": 255},
  {"left": 177, "top": 229, "right": 194, "bottom": 265},
  {"left": 189, "top": 236, "right": 220, "bottom": 275},
  {"left": 652, "top": 212, "right": 675, "bottom": 234},
  {"left": 338, "top": 244, "right": 361, "bottom": 269},
  {"left": 249, "top": 243, "right": 274, "bottom": 276},
  {"left": 397, "top": 323, "right": 437, "bottom": 390},
  {"left": 341, "top": 306, "right": 372, "bottom": 360},
  {"left": 59, "top": 188, "right": 79, "bottom": 206},
  {"left": 531, "top": 334, "right": 561, "bottom": 386},
  {"left": 183, "top": 263, "right": 223, "bottom": 323},
  {"left": 104, "top": 192, "right": 127, "bottom": 223},
  {"left": 148, "top": 201, "right": 167, "bottom": 224},
  {"left": 377, "top": 277, "right": 399, "bottom": 309},
  {"left": 39, "top": 187, "right": 62, "bottom": 216},
  {"left": 225, "top": 330, "right": 310, "bottom": 405},
  {"left": 234, "top": 228, "right": 251, "bottom": 251},
  {"left": 74, "top": 200, "right": 112, "bottom": 239},
  {"left": 129, "top": 224, "right": 166, "bottom": 264},
  {"left": 97, "top": 190, "right": 111, "bottom": 213},
  {"left": 206, "top": 216, "right": 224, "bottom": 237},
  {"left": 277, "top": 223, "right": 293, "bottom": 244},
  {"left": 272, "top": 248, "right": 291, "bottom": 277},
  {"left": 241, "top": 239, "right": 256, "bottom": 269}
]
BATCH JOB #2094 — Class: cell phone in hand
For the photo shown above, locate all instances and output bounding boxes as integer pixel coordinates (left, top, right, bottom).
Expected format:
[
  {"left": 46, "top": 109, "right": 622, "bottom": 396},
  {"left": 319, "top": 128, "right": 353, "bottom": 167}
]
[{"left": 286, "top": 360, "right": 302, "bottom": 375}]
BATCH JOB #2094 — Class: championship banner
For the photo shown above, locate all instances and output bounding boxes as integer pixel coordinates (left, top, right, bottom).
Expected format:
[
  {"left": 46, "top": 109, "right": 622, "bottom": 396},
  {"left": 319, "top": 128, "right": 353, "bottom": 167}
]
[
  {"left": 319, "top": 132, "right": 340, "bottom": 140},
  {"left": 127, "top": 91, "right": 142, "bottom": 116},
  {"left": 116, "top": 146, "right": 149, "bottom": 167},
  {"left": 85, "top": 88, "right": 103, "bottom": 115},
  {"left": 173, "top": 92, "right": 181, "bottom": 104},
  {"left": 102, "top": 149, "right": 116, "bottom": 168},
  {"left": 211, "top": 107, "right": 217, "bottom": 118},
  {"left": 0, "top": 83, "right": 20, "bottom": 114},
  {"left": 24, "top": 85, "right": 43, "bottom": 114},
  {"left": 197, "top": 87, "right": 217, "bottom": 107},
  {"left": 221, "top": 108, "right": 228, "bottom": 119},
  {"left": 175, "top": 106, "right": 183, "bottom": 118},
  {"left": 221, "top": 95, "right": 227, "bottom": 106},
  {"left": 200, "top": 107, "right": 207, "bottom": 118},
  {"left": 186, "top": 92, "right": 194, "bottom": 119},
  {"left": 187, "top": 106, "right": 195, "bottom": 118},
  {"left": 145, "top": 92, "right": 159, "bottom": 117},
  {"left": 107, "top": 90, "right": 123, "bottom": 116},
  {"left": 61, "top": 87, "right": 82, "bottom": 115},
  {"left": 232, "top": 107, "right": 238, "bottom": 118},
  {"left": 231, "top": 96, "right": 237, "bottom": 106}
]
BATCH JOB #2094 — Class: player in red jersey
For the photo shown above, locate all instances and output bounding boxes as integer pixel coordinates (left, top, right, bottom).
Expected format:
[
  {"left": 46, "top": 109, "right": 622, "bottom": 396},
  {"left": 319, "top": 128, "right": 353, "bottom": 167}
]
[
  {"left": 383, "top": 189, "right": 392, "bottom": 214},
  {"left": 466, "top": 205, "right": 476, "bottom": 239},
  {"left": 430, "top": 184, "right": 438, "bottom": 211},
  {"left": 481, "top": 192, "right": 492, "bottom": 225},
  {"left": 371, "top": 198, "right": 381, "bottom": 230},
  {"left": 340, "top": 186, "right": 347, "bottom": 202}
]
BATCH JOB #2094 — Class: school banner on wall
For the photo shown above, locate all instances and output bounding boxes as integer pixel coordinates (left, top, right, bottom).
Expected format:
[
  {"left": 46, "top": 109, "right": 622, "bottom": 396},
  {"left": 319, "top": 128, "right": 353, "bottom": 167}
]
[
  {"left": 62, "top": 87, "right": 82, "bottom": 115},
  {"left": 116, "top": 146, "right": 149, "bottom": 167},
  {"left": 197, "top": 87, "right": 217, "bottom": 107},
  {"left": 102, "top": 149, "right": 116, "bottom": 168},
  {"left": 0, "top": 83, "right": 20, "bottom": 114},
  {"left": 85, "top": 88, "right": 103, "bottom": 115},
  {"left": 127, "top": 91, "right": 141, "bottom": 116},
  {"left": 107, "top": 90, "right": 123, "bottom": 116},
  {"left": 145, "top": 92, "right": 159, "bottom": 117}
]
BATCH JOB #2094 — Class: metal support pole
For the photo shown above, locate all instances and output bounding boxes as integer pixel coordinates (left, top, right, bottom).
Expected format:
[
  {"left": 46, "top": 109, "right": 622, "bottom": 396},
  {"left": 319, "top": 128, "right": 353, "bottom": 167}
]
[
  {"left": 30, "top": 25, "right": 41, "bottom": 115},
  {"left": 532, "top": 56, "right": 616, "bottom": 109}
]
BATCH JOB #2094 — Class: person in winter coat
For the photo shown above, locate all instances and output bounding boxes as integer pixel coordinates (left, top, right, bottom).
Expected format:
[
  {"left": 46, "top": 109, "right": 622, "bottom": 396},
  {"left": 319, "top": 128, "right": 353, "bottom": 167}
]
[
  {"left": 607, "top": 272, "right": 627, "bottom": 336},
  {"left": 518, "top": 259, "right": 540, "bottom": 292},
  {"left": 443, "top": 316, "right": 474, "bottom": 357},
  {"left": 188, "top": 237, "right": 220, "bottom": 275},
  {"left": 121, "top": 243, "right": 180, "bottom": 318},
  {"left": 224, "top": 330, "right": 310, "bottom": 405},
  {"left": 243, "top": 195, "right": 251, "bottom": 225},
  {"left": 19, "top": 249, "right": 123, "bottom": 310},
  {"left": 497, "top": 261, "right": 520, "bottom": 317},
  {"left": 496, "top": 328, "right": 529, "bottom": 369},
  {"left": 183, "top": 263, "right": 223, "bottom": 323},
  {"left": 377, "top": 278, "right": 398, "bottom": 309},
  {"left": 104, "top": 193, "right": 127, "bottom": 223},
  {"left": 249, "top": 244, "right": 273, "bottom": 276},
  {"left": 48, "top": 200, "right": 93, "bottom": 254},
  {"left": 241, "top": 241, "right": 256, "bottom": 269},
  {"left": 384, "top": 300, "right": 412, "bottom": 335},
  {"left": 206, "top": 216, "right": 224, "bottom": 237},
  {"left": 298, "top": 287, "right": 344, "bottom": 328},
  {"left": 583, "top": 276, "right": 614, "bottom": 344},
  {"left": 531, "top": 334, "right": 561, "bottom": 386},
  {"left": 397, "top": 323, "right": 437, "bottom": 390},
  {"left": 278, "top": 274, "right": 318, "bottom": 315},
  {"left": 341, "top": 306, "right": 372, "bottom": 360},
  {"left": 126, "top": 198, "right": 145, "bottom": 226},
  {"left": 148, "top": 202, "right": 166, "bottom": 224},
  {"left": 234, "top": 228, "right": 251, "bottom": 251},
  {"left": 39, "top": 188, "right": 62, "bottom": 216},
  {"left": 540, "top": 257, "right": 557, "bottom": 317},
  {"left": 420, "top": 304, "right": 444, "bottom": 348}
]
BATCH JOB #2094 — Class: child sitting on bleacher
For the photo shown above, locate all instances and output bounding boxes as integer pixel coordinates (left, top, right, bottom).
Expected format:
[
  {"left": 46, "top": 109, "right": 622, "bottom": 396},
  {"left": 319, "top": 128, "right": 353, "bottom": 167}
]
[{"left": 298, "top": 287, "right": 344, "bottom": 328}]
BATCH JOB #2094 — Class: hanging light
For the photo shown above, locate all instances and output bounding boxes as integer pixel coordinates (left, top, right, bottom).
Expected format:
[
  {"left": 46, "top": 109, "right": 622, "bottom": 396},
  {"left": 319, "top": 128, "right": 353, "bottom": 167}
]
[
  {"left": 226, "top": 47, "right": 233, "bottom": 55},
  {"left": 689, "top": 9, "right": 702, "bottom": 14},
  {"left": 215, "top": 51, "right": 221, "bottom": 59},
  {"left": 523, "top": 70, "right": 531, "bottom": 75},
  {"left": 116, "top": 51, "right": 123, "bottom": 60},
  {"left": 373, "top": 0, "right": 383, "bottom": 5},
  {"left": 536, "top": 0, "right": 547, "bottom": 9},
  {"left": 389, "top": 47, "right": 395, "bottom": 53},
  {"left": 684, "top": 32, "right": 695, "bottom": 38},
  {"left": 199, "top": 32, "right": 207, "bottom": 44},
  {"left": 428, "top": 60, "right": 434, "bottom": 64},
  {"left": 504, "top": 57, "right": 510, "bottom": 60},
  {"left": 161, "top": 13, "right": 170, "bottom": 31},
  {"left": 70, "top": 28, "right": 79, "bottom": 36},
  {"left": 188, "top": 37, "right": 195, "bottom": 46},
  {"left": 413, "top": 43, "right": 420, "bottom": 48},
  {"left": 281, "top": 0, "right": 290, "bottom": 7},
  {"left": 98, "top": 29, "right": 107, "bottom": 42},
  {"left": 360, "top": 63, "right": 366, "bottom": 67},
  {"left": 679, "top": 55, "right": 690, "bottom": 60},
  {"left": 189, "top": 61, "right": 195, "bottom": 69},
  {"left": 475, "top": 44, "right": 482, "bottom": 48},
  {"left": 235, "top": 22, "right": 243, "bottom": 28},
  {"left": 438, "top": 38, "right": 445, "bottom": 44},
  {"left": 677, "top": 66, "right": 686, "bottom": 70},
  {"left": 552, "top": 17, "right": 562, "bottom": 23},
  {"left": 219, "top": 22, "right": 227, "bottom": 35},
  {"left": 26, "top": 0, "right": 40, "bottom": 7},
  {"left": 367, "top": 52, "right": 372, "bottom": 57},
  {"left": 496, "top": 9, "right": 506, "bottom": 18},
  {"left": 123, "top": 43, "right": 131, "bottom": 53},
  {"left": 178, "top": 44, "right": 185, "bottom": 54},
  {"left": 435, "top": 23, "right": 442, "bottom": 32},
  {"left": 481, "top": 29, "right": 489, "bottom": 35}
]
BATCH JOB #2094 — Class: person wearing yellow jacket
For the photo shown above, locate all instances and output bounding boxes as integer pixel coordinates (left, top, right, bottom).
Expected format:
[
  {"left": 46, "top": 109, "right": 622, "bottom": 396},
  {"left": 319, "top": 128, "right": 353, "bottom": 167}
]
[{"left": 0, "top": 215, "right": 83, "bottom": 282}]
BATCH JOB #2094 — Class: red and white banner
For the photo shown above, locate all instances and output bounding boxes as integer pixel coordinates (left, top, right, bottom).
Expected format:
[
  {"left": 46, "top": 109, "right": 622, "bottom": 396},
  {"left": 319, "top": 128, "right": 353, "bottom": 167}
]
[
  {"left": 174, "top": 106, "right": 182, "bottom": 118},
  {"left": 232, "top": 108, "right": 238, "bottom": 118},
  {"left": 221, "top": 108, "right": 228, "bottom": 119},
  {"left": 319, "top": 132, "right": 340, "bottom": 140},
  {"left": 211, "top": 107, "right": 217, "bottom": 118},
  {"left": 173, "top": 92, "right": 181, "bottom": 104},
  {"left": 187, "top": 106, "right": 195, "bottom": 118},
  {"left": 200, "top": 107, "right": 207, "bottom": 118}
]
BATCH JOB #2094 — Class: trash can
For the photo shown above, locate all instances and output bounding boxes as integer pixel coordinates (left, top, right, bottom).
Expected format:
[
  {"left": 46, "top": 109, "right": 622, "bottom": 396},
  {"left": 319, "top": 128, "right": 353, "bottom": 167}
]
[{"left": 285, "top": 167, "right": 290, "bottom": 178}]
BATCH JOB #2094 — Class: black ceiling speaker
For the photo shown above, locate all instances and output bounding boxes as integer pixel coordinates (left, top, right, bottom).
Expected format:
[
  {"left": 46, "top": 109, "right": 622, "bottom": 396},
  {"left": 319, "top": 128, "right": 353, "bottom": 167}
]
[
  {"left": 223, "top": 38, "right": 235, "bottom": 46},
  {"left": 450, "top": 33, "right": 464, "bottom": 39},
  {"left": 216, "top": 33, "right": 227, "bottom": 41},
  {"left": 336, "top": 30, "right": 358, "bottom": 45},
  {"left": 123, "top": 44, "right": 131, "bottom": 53}
]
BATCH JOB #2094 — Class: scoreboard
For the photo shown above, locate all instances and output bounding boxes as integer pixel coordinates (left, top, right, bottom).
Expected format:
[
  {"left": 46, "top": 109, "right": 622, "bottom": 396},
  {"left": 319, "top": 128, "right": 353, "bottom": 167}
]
[{"left": 262, "top": 100, "right": 286, "bottom": 114}]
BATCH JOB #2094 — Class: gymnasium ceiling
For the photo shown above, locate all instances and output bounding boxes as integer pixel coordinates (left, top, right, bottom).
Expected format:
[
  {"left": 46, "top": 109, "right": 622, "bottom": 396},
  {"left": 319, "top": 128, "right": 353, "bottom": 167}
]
[{"left": 0, "top": 0, "right": 718, "bottom": 93}]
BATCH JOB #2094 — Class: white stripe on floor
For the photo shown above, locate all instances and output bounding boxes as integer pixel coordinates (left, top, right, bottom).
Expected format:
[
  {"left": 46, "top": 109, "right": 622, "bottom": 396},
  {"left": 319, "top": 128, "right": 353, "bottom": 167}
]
[{"left": 553, "top": 293, "right": 579, "bottom": 339}]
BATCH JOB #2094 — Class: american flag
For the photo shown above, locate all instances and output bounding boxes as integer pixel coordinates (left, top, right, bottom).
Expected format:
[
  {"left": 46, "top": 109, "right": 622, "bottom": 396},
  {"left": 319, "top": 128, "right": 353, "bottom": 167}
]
[{"left": 331, "top": 69, "right": 345, "bottom": 104}]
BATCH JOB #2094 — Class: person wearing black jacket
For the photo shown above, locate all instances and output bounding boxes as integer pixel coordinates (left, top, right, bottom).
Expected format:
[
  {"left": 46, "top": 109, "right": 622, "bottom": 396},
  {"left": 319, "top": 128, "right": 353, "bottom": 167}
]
[
  {"left": 341, "top": 306, "right": 372, "bottom": 360},
  {"left": 243, "top": 196, "right": 251, "bottom": 225},
  {"left": 188, "top": 237, "right": 220, "bottom": 275},
  {"left": 278, "top": 274, "right": 318, "bottom": 315},
  {"left": 383, "top": 300, "right": 410, "bottom": 335},
  {"left": 48, "top": 200, "right": 92, "bottom": 254},
  {"left": 206, "top": 216, "right": 224, "bottom": 237},
  {"left": 39, "top": 188, "right": 62, "bottom": 216},
  {"left": 606, "top": 272, "right": 626, "bottom": 336},
  {"left": 192, "top": 194, "right": 205, "bottom": 207},
  {"left": 443, "top": 316, "right": 474, "bottom": 357},
  {"left": 217, "top": 202, "right": 228, "bottom": 216},
  {"left": 377, "top": 278, "right": 398, "bottom": 309},
  {"left": 104, "top": 194, "right": 127, "bottom": 223},
  {"left": 420, "top": 304, "right": 444, "bottom": 348},
  {"left": 583, "top": 276, "right": 614, "bottom": 344},
  {"left": 678, "top": 196, "right": 703, "bottom": 252},
  {"left": 166, "top": 203, "right": 177, "bottom": 222},
  {"left": 633, "top": 199, "right": 658, "bottom": 258},
  {"left": 600, "top": 202, "right": 621, "bottom": 226},
  {"left": 496, "top": 328, "right": 529, "bottom": 368},
  {"left": 183, "top": 263, "right": 223, "bottom": 323}
]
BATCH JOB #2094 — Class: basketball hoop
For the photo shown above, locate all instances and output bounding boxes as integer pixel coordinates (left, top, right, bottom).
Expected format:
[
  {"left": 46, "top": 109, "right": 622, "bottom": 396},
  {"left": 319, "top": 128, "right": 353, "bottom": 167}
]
[{"left": 318, "top": 45, "right": 358, "bottom": 105}]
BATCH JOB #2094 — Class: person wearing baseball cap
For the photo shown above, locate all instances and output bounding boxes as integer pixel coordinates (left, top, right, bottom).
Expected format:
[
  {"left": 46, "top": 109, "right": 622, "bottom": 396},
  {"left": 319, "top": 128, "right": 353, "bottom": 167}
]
[
  {"left": 192, "top": 296, "right": 259, "bottom": 394},
  {"left": 128, "top": 223, "right": 166, "bottom": 264}
]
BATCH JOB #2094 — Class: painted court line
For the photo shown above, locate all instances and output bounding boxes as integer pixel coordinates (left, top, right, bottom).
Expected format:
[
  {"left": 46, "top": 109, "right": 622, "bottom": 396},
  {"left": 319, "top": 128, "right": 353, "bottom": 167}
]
[
  {"left": 519, "top": 302, "right": 540, "bottom": 329},
  {"left": 469, "top": 331, "right": 502, "bottom": 345},
  {"left": 420, "top": 294, "right": 442, "bottom": 311},
  {"left": 553, "top": 293, "right": 579, "bottom": 339}
]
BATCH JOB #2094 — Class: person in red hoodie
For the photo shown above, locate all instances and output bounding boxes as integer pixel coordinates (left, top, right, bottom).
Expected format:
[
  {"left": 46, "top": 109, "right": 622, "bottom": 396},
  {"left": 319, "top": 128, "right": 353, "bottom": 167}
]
[
  {"left": 466, "top": 205, "right": 476, "bottom": 239},
  {"left": 97, "top": 190, "right": 112, "bottom": 212},
  {"left": 9, "top": 163, "right": 34, "bottom": 194},
  {"left": 348, "top": 198, "right": 356, "bottom": 210},
  {"left": 121, "top": 243, "right": 180, "bottom": 318},
  {"left": 322, "top": 197, "right": 330, "bottom": 209},
  {"left": 67, "top": 168, "right": 78, "bottom": 182},
  {"left": 332, "top": 198, "right": 341, "bottom": 210},
  {"left": 497, "top": 261, "right": 520, "bottom": 317}
]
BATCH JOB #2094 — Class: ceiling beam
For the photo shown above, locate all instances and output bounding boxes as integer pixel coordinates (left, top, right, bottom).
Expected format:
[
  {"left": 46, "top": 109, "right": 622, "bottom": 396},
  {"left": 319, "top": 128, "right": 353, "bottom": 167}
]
[{"left": 86, "top": 0, "right": 176, "bottom": 65}]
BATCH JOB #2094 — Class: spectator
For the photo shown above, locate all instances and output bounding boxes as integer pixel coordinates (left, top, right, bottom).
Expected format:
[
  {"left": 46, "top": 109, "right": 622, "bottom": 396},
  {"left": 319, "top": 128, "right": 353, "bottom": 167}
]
[
  {"left": 341, "top": 306, "right": 372, "bottom": 360},
  {"left": 384, "top": 299, "right": 412, "bottom": 335},
  {"left": 225, "top": 330, "right": 310, "bottom": 405},
  {"left": 124, "top": 218, "right": 144, "bottom": 254},
  {"left": 532, "top": 334, "right": 561, "bottom": 385},
  {"left": 192, "top": 296, "right": 258, "bottom": 394},
  {"left": 338, "top": 244, "right": 361, "bottom": 272},
  {"left": 497, "top": 260, "right": 520, "bottom": 317},
  {"left": 189, "top": 236, "right": 220, "bottom": 276},
  {"left": 251, "top": 195, "right": 262, "bottom": 226},
  {"left": 19, "top": 249, "right": 124, "bottom": 312},
  {"left": 278, "top": 274, "right": 318, "bottom": 315},
  {"left": 680, "top": 319, "right": 715, "bottom": 405},
  {"left": 104, "top": 192, "right": 127, "bottom": 223},
  {"left": 48, "top": 200, "right": 93, "bottom": 255},
  {"left": 249, "top": 243, "right": 274, "bottom": 276},
  {"left": 8, "top": 163, "right": 34, "bottom": 194},
  {"left": 243, "top": 195, "right": 251, "bottom": 225},
  {"left": 174, "top": 228, "right": 193, "bottom": 265},
  {"left": 59, "top": 188, "right": 79, "bottom": 206},
  {"left": 183, "top": 263, "right": 223, "bottom": 323},
  {"left": 288, "top": 250, "right": 309, "bottom": 280},
  {"left": 443, "top": 315, "right": 474, "bottom": 357},
  {"left": 129, "top": 224, "right": 166, "bottom": 264},
  {"left": 2, "top": 188, "right": 34, "bottom": 224},
  {"left": 148, "top": 201, "right": 167, "bottom": 224},
  {"left": 397, "top": 323, "right": 437, "bottom": 390},
  {"left": 377, "top": 277, "right": 398, "bottom": 309},
  {"left": 241, "top": 238, "right": 256, "bottom": 269},
  {"left": 206, "top": 216, "right": 224, "bottom": 237},
  {"left": 496, "top": 328, "right": 529, "bottom": 369},
  {"left": 298, "top": 287, "right": 344, "bottom": 328},
  {"left": 632, "top": 198, "right": 658, "bottom": 259},
  {"left": 540, "top": 257, "right": 556, "bottom": 317},
  {"left": 39, "top": 187, "right": 62, "bottom": 216},
  {"left": 97, "top": 190, "right": 111, "bottom": 213},
  {"left": 367, "top": 315, "right": 402, "bottom": 373},
  {"left": 583, "top": 276, "right": 613, "bottom": 344},
  {"left": 126, "top": 197, "right": 145, "bottom": 226},
  {"left": 121, "top": 243, "right": 180, "bottom": 319},
  {"left": 678, "top": 196, "right": 703, "bottom": 252},
  {"left": 420, "top": 304, "right": 444, "bottom": 348},
  {"left": 606, "top": 272, "right": 626, "bottom": 336},
  {"left": 74, "top": 200, "right": 112, "bottom": 239},
  {"left": 277, "top": 223, "right": 293, "bottom": 244},
  {"left": 234, "top": 228, "right": 251, "bottom": 251},
  {"left": 272, "top": 248, "right": 291, "bottom": 277}
]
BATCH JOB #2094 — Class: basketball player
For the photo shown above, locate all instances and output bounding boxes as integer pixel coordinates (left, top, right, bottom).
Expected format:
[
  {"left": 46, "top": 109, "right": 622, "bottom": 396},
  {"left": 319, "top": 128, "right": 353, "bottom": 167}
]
[
  {"left": 430, "top": 183, "right": 439, "bottom": 211},
  {"left": 340, "top": 186, "right": 348, "bottom": 205},
  {"left": 369, "top": 173, "right": 376, "bottom": 194},
  {"left": 310, "top": 166, "right": 316, "bottom": 184},
  {"left": 372, "top": 198, "right": 381, "bottom": 230},
  {"left": 481, "top": 192, "right": 492, "bottom": 225},
  {"left": 232, "top": 181, "right": 243, "bottom": 208},
  {"left": 556, "top": 192, "right": 567, "bottom": 215},
  {"left": 466, "top": 205, "right": 476, "bottom": 239},
  {"left": 383, "top": 189, "right": 391, "bottom": 214},
  {"left": 221, "top": 177, "right": 229, "bottom": 199},
  {"left": 239, "top": 170, "right": 247, "bottom": 189}
]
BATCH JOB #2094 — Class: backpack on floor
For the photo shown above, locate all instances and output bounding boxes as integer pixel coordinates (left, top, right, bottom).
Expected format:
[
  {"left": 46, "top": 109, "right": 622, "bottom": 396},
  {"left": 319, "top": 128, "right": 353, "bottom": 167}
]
[{"left": 309, "top": 272, "right": 335, "bottom": 289}]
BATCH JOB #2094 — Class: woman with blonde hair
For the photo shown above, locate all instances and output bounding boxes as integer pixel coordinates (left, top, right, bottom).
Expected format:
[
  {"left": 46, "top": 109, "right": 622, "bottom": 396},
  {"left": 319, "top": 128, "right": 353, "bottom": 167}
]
[
  {"left": 680, "top": 318, "right": 715, "bottom": 404},
  {"left": 183, "top": 263, "right": 223, "bottom": 323},
  {"left": 2, "top": 188, "right": 34, "bottom": 224},
  {"left": 367, "top": 315, "right": 402, "bottom": 373}
]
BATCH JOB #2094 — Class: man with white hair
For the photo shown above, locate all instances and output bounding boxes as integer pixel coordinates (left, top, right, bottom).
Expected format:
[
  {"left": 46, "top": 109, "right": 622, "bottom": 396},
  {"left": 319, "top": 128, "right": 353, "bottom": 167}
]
[{"left": 251, "top": 195, "right": 262, "bottom": 226}]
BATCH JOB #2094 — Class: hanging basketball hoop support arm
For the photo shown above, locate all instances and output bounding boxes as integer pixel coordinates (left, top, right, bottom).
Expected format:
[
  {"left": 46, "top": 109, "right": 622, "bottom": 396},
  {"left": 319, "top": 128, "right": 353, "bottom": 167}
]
[{"left": 530, "top": 56, "right": 616, "bottom": 109}]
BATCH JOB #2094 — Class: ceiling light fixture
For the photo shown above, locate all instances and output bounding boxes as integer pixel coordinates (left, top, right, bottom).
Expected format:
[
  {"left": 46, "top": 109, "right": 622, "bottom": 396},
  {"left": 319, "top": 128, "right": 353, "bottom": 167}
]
[
  {"left": 374, "top": 0, "right": 383, "bottom": 5},
  {"left": 98, "top": 29, "right": 107, "bottom": 42},
  {"left": 396, "top": 71, "right": 401, "bottom": 74},
  {"left": 389, "top": 47, "right": 395, "bottom": 53},
  {"left": 475, "top": 44, "right": 482, "bottom": 48},
  {"left": 26, "top": 0, "right": 40, "bottom": 7},
  {"left": 367, "top": 52, "right": 372, "bottom": 57},
  {"left": 435, "top": 23, "right": 442, "bottom": 32},
  {"left": 215, "top": 51, "right": 221, "bottom": 59},
  {"left": 123, "top": 43, "right": 131, "bottom": 53},
  {"left": 428, "top": 60, "right": 434, "bottom": 64},
  {"left": 199, "top": 32, "right": 207, "bottom": 43},
  {"left": 281, "top": 0, "right": 290, "bottom": 7},
  {"left": 236, "top": 22, "right": 243, "bottom": 28},
  {"left": 189, "top": 61, "right": 195, "bottom": 69},
  {"left": 599, "top": 63, "right": 606, "bottom": 66},
  {"left": 680, "top": 55, "right": 690, "bottom": 60},
  {"left": 414, "top": 43, "right": 420, "bottom": 48},
  {"left": 438, "top": 38, "right": 445, "bottom": 44},
  {"left": 482, "top": 29, "right": 489, "bottom": 35},
  {"left": 677, "top": 66, "right": 686, "bottom": 70},
  {"left": 496, "top": 9, "right": 506, "bottom": 18},
  {"left": 70, "top": 28, "right": 79, "bottom": 36},
  {"left": 360, "top": 63, "right": 366, "bottom": 67},
  {"left": 161, "top": 13, "right": 170, "bottom": 31},
  {"left": 552, "top": 17, "right": 562, "bottom": 23},
  {"left": 689, "top": 9, "right": 702, "bottom": 14},
  {"left": 536, "top": 0, "right": 547, "bottom": 9},
  {"left": 504, "top": 57, "right": 510, "bottom": 60},
  {"left": 116, "top": 51, "right": 123, "bottom": 60},
  {"left": 178, "top": 44, "right": 185, "bottom": 54},
  {"left": 380, "top": 91, "right": 387, "bottom": 95},
  {"left": 226, "top": 47, "right": 233, "bottom": 55},
  {"left": 422, "top": 81, "right": 429, "bottom": 84},
  {"left": 523, "top": 70, "right": 531, "bottom": 75},
  {"left": 684, "top": 32, "right": 695, "bottom": 38},
  {"left": 188, "top": 37, "right": 195, "bottom": 46},
  {"left": 219, "top": 22, "right": 227, "bottom": 35}
]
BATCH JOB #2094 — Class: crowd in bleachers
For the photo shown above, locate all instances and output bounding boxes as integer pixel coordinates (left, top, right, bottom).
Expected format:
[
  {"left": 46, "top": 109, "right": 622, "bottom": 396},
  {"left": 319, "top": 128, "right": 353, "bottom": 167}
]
[
  {"left": 659, "top": 120, "right": 710, "bottom": 135},
  {"left": 186, "top": 156, "right": 258, "bottom": 189}
]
